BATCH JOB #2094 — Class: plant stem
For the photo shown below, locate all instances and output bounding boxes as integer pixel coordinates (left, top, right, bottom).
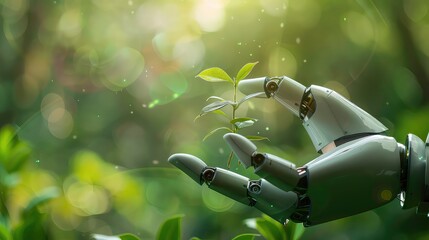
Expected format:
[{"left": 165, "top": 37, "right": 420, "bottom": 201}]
[{"left": 232, "top": 81, "right": 238, "bottom": 133}]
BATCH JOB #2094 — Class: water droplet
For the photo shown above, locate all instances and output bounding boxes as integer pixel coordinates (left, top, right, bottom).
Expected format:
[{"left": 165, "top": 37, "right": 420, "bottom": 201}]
[
  {"left": 51, "top": 79, "right": 54, "bottom": 82},
  {"left": 280, "top": 22, "right": 284, "bottom": 28},
  {"left": 97, "top": 114, "right": 100, "bottom": 118},
  {"left": 129, "top": 104, "right": 132, "bottom": 107},
  {"left": 115, "top": 165, "right": 119, "bottom": 169},
  {"left": 270, "top": 204, "right": 274, "bottom": 208},
  {"left": 296, "top": 37, "right": 301, "bottom": 44},
  {"left": 257, "top": 132, "right": 260, "bottom": 135},
  {"left": 249, "top": 53, "right": 253, "bottom": 56},
  {"left": 237, "top": 42, "right": 242, "bottom": 46},
  {"left": 142, "top": 104, "right": 147, "bottom": 108},
  {"left": 219, "top": 148, "right": 224, "bottom": 154},
  {"left": 261, "top": 9, "right": 265, "bottom": 13},
  {"left": 343, "top": 17, "right": 347, "bottom": 21},
  {"left": 123, "top": 78, "right": 127, "bottom": 82},
  {"left": 265, "top": 127, "right": 270, "bottom": 131},
  {"left": 130, "top": 111, "right": 134, "bottom": 114},
  {"left": 82, "top": 88, "right": 86, "bottom": 92},
  {"left": 281, "top": 57, "right": 286, "bottom": 61},
  {"left": 258, "top": 45, "right": 262, "bottom": 48},
  {"left": 173, "top": 93, "right": 179, "bottom": 99},
  {"left": 35, "top": 159, "right": 40, "bottom": 163},
  {"left": 72, "top": 135, "right": 77, "bottom": 140},
  {"left": 303, "top": 59, "right": 307, "bottom": 63}
]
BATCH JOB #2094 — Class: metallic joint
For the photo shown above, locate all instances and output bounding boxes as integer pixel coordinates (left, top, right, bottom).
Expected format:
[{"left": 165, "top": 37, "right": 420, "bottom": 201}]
[{"left": 264, "top": 77, "right": 283, "bottom": 97}]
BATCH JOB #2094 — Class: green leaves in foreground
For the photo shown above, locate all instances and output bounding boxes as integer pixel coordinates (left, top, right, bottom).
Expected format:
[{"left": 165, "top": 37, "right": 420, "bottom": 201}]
[
  {"left": 245, "top": 214, "right": 304, "bottom": 240},
  {"left": 156, "top": 214, "right": 184, "bottom": 240},
  {"left": 93, "top": 215, "right": 261, "bottom": 240}
]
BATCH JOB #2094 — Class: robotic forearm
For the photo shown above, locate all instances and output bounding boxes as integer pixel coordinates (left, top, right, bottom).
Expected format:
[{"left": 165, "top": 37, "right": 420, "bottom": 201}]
[{"left": 169, "top": 75, "right": 429, "bottom": 226}]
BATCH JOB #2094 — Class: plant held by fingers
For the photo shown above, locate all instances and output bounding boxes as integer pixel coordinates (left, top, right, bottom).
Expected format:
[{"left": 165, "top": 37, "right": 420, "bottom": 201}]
[{"left": 195, "top": 62, "right": 268, "bottom": 167}]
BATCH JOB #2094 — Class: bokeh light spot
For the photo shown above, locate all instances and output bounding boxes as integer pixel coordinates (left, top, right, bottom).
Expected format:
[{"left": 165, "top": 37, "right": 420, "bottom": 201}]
[
  {"left": 148, "top": 72, "right": 188, "bottom": 107},
  {"left": 48, "top": 109, "right": 74, "bottom": 139},
  {"left": 341, "top": 11, "right": 374, "bottom": 46},
  {"left": 58, "top": 9, "right": 82, "bottom": 38},
  {"left": 268, "top": 47, "right": 297, "bottom": 77},
  {"left": 201, "top": 186, "right": 235, "bottom": 212},
  {"left": 101, "top": 47, "right": 145, "bottom": 91},
  {"left": 193, "top": 0, "right": 225, "bottom": 32}
]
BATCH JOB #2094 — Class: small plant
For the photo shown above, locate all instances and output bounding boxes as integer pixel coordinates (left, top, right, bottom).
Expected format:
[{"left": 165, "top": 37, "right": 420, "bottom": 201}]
[{"left": 195, "top": 62, "right": 268, "bottom": 167}]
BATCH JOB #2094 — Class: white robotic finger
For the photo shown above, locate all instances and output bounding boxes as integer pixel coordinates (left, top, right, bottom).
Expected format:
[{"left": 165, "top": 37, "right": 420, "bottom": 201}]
[
  {"left": 224, "top": 133, "right": 300, "bottom": 192},
  {"left": 248, "top": 179, "right": 298, "bottom": 224},
  {"left": 168, "top": 153, "right": 207, "bottom": 184},
  {"left": 168, "top": 153, "right": 300, "bottom": 223}
]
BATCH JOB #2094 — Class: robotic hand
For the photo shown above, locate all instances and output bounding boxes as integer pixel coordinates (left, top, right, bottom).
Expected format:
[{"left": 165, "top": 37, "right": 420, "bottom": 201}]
[{"left": 168, "top": 76, "right": 429, "bottom": 226}]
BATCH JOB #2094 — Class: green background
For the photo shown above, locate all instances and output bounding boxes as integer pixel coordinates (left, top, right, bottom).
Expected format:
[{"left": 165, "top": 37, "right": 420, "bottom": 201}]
[{"left": 1, "top": 0, "right": 429, "bottom": 239}]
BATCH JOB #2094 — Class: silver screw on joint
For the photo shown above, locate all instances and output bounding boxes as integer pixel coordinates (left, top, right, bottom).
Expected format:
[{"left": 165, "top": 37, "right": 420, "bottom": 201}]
[
  {"left": 265, "top": 80, "right": 279, "bottom": 95},
  {"left": 202, "top": 168, "right": 215, "bottom": 183},
  {"left": 248, "top": 181, "right": 261, "bottom": 194}
]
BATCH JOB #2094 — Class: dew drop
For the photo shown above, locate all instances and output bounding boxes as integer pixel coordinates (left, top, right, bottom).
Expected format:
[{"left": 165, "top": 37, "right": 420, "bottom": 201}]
[
  {"left": 265, "top": 127, "right": 270, "bottom": 131},
  {"left": 280, "top": 22, "right": 284, "bottom": 28},
  {"left": 270, "top": 204, "right": 274, "bottom": 208},
  {"left": 72, "top": 135, "right": 77, "bottom": 140},
  {"left": 281, "top": 57, "right": 286, "bottom": 61},
  {"left": 258, "top": 45, "right": 262, "bottom": 48},
  {"left": 343, "top": 17, "right": 347, "bottom": 21},
  {"left": 296, "top": 37, "right": 301, "bottom": 44},
  {"left": 303, "top": 59, "right": 307, "bottom": 63},
  {"left": 219, "top": 148, "right": 224, "bottom": 154},
  {"left": 237, "top": 42, "right": 242, "bottom": 46},
  {"left": 130, "top": 111, "right": 134, "bottom": 114},
  {"left": 35, "top": 159, "right": 40, "bottom": 163},
  {"left": 249, "top": 53, "right": 253, "bottom": 56}
]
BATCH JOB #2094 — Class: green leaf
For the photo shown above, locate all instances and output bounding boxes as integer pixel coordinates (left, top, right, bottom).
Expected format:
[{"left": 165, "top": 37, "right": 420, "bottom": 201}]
[
  {"left": 231, "top": 233, "right": 260, "bottom": 240},
  {"left": 255, "top": 214, "right": 288, "bottom": 240},
  {"left": 91, "top": 233, "right": 141, "bottom": 240},
  {"left": 200, "top": 101, "right": 235, "bottom": 116},
  {"left": 194, "top": 109, "right": 229, "bottom": 122},
  {"left": 196, "top": 67, "right": 233, "bottom": 84},
  {"left": 22, "top": 187, "right": 60, "bottom": 218},
  {"left": 206, "top": 96, "right": 226, "bottom": 102},
  {"left": 236, "top": 62, "right": 258, "bottom": 82},
  {"left": 231, "top": 118, "right": 257, "bottom": 129},
  {"left": 92, "top": 234, "right": 120, "bottom": 240},
  {"left": 203, "top": 127, "right": 233, "bottom": 141},
  {"left": 246, "top": 136, "right": 269, "bottom": 141},
  {"left": 0, "top": 216, "right": 11, "bottom": 240},
  {"left": 285, "top": 221, "right": 305, "bottom": 240},
  {"left": 255, "top": 218, "right": 285, "bottom": 240},
  {"left": 118, "top": 233, "right": 141, "bottom": 240},
  {"left": 156, "top": 214, "right": 184, "bottom": 240},
  {"left": 237, "top": 92, "right": 266, "bottom": 108}
]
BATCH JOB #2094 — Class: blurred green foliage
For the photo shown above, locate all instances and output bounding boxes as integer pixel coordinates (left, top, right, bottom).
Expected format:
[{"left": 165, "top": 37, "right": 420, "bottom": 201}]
[{"left": 0, "top": 0, "right": 429, "bottom": 239}]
